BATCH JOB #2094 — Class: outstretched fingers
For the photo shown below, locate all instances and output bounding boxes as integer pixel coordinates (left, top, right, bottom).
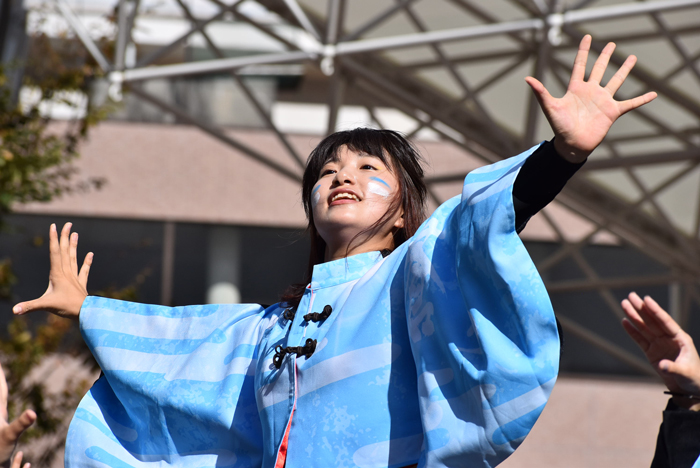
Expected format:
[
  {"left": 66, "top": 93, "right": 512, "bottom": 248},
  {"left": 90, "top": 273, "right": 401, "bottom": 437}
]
[
  {"left": 621, "top": 317, "right": 650, "bottom": 351},
  {"left": 588, "top": 41, "right": 615, "bottom": 85},
  {"left": 9, "top": 410, "right": 35, "bottom": 438},
  {"left": 605, "top": 54, "right": 636, "bottom": 94},
  {"left": 618, "top": 91, "right": 657, "bottom": 115},
  {"left": 634, "top": 295, "right": 668, "bottom": 338},
  {"left": 621, "top": 293, "right": 658, "bottom": 341},
  {"left": 59, "top": 223, "right": 73, "bottom": 276},
  {"left": 622, "top": 301, "right": 648, "bottom": 339},
  {"left": 78, "top": 252, "right": 94, "bottom": 288},
  {"left": 12, "top": 297, "right": 47, "bottom": 315},
  {"left": 602, "top": 53, "right": 657, "bottom": 114},
  {"left": 622, "top": 292, "right": 682, "bottom": 342},
  {"left": 48, "top": 224, "right": 61, "bottom": 277},
  {"left": 0, "top": 410, "right": 35, "bottom": 467},
  {"left": 3, "top": 410, "right": 36, "bottom": 446},
  {"left": 658, "top": 358, "right": 684, "bottom": 376},
  {"left": 13, "top": 222, "right": 87, "bottom": 318},
  {"left": 0, "top": 365, "right": 7, "bottom": 422},
  {"left": 524, "top": 76, "right": 554, "bottom": 109},
  {"left": 643, "top": 295, "right": 682, "bottom": 337},
  {"left": 69, "top": 232, "right": 79, "bottom": 276},
  {"left": 11, "top": 451, "right": 28, "bottom": 468},
  {"left": 621, "top": 293, "right": 646, "bottom": 326},
  {"left": 570, "top": 34, "right": 592, "bottom": 84}
]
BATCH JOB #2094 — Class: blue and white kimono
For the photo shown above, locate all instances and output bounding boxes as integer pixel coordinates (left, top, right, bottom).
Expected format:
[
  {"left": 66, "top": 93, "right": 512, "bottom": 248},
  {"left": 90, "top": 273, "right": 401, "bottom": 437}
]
[{"left": 65, "top": 148, "right": 559, "bottom": 468}]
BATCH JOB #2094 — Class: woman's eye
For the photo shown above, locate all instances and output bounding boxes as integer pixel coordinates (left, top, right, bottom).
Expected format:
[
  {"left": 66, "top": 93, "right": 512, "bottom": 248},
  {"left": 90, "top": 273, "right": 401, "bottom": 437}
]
[
  {"left": 361, "top": 164, "right": 377, "bottom": 170},
  {"left": 321, "top": 169, "right": 336, "bottom": 176}
]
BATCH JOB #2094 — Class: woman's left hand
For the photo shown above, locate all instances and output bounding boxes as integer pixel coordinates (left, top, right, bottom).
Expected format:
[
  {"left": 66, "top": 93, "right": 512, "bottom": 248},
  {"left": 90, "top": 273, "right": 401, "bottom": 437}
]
[{"left": 525, "top": 34, "right": 657, "bottom": 163}]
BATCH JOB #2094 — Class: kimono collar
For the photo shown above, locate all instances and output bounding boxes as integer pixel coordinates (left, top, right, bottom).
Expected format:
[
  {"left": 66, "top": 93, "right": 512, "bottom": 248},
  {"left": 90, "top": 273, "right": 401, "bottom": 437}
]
[{"left": 310, "top": 251, "right": 384, "bottom": 289}]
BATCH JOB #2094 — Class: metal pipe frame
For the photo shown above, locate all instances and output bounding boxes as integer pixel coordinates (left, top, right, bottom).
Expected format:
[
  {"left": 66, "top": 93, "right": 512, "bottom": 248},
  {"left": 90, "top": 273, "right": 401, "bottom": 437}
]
[
  {"left": 53, "top": 0, "right": 111, "bottom": 71},
  {"left": 537, "top": 207, "right": 630, "bottom": 323},
  {"left": 333, "top": 0, "right": 700, "bottom": 56},
  {"left": 174, "top": 0, "right": 306, "bottom": 169},
  {"left": 562, "top": 26, "right": 700, "bottom": 118},
  {"left": 401, "top": 22, "right": 700, "bottom": 70},
  {"left": 335, "top": 0, "right": 700, "bottom": 282},
  {"left": 335, "top": 17, "right": 545, "bottom": 55},
  {"left": 283, "top": 0, "right": 321, "bottom": 41},
  {"left": 548, "top": 56, "right": 700, "bottom": 149},
  {"left": 340, "top": 0, "right": 421, "bottom": 42},
  {"left": 117, "top": 51, "right": 315, "bottom": 82},
  {"left": 97, "top": 0, "right": 700, "bottom": 102},
  {"left": 54, "top": 0, "right": 700, "bottom": 376},
  {"left": 543, "top": 35, "right": 700, "bottom": 264},
  {"left": 114, "top": 0, "right": 139, "bottom": 70},
  {"left": 556, "top": 315, "right": 657, "bottom": 376},
  {"left": 324, "top": 0, "right": 343, "bottom": 45},
  {"left": 563, "top": 0, "right": 700, "bottom": 24},
  {"left": 324, "top": 0, "right": 345, "bottom": 131},
  {"left": 136, "top": 1, "right": 243, "bottom": 68},
  {"left": 127, "top": 84, "right": 303, "bottom": 183},
  {"left": 546, "top": 274, "right": 685, "bottom": 294},
  {"left": 582, "top": 149, "right": 700, "bottom": 170},
  {"left": 397, "top": 1, "right": 508, "bottom": 145}
]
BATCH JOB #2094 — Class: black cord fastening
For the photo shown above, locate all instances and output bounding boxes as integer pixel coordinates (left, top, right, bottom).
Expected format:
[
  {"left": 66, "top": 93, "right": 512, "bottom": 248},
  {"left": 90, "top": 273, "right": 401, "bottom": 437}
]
[
  {"left": 272, "top": 339, "right": 318, "bottom": 369},
  {"left": 282, "top": 308, "right": 296, "bottom": 322},
  {"left": 304, "top": 305, "right": 332, "bottom": 323},
  {"left": 664, "top": 391, "right": 700, "bottom": 400}
]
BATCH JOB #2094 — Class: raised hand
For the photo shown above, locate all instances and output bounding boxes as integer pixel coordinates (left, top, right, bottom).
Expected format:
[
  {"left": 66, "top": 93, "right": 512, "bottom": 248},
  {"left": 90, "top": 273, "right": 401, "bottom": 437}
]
[
  {"left": 525, "top": 34, "right": 657, "bottom": 163},
  {"left": 621, "top": 292, "right": 700, "bottom": 401},
  {"left": 12, "top": 223, "right": 92, "bottom": 319},
  {"left": 0, "top": 363, "right": 35, "bottom": 465}
]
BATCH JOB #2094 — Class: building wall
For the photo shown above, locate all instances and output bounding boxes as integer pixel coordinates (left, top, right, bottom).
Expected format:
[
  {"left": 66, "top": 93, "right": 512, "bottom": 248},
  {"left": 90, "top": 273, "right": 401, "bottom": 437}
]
[{"left": 503, "top": 375, "right": 669, "bottom": 468}]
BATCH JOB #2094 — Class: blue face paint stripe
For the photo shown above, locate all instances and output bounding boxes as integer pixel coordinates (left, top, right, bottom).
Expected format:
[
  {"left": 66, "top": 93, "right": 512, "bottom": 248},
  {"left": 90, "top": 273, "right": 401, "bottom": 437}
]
[
  {"left": 312, "top": 185, "right": 321, "bottom": 195},
  {"left": 370, "top": 177, "right": 390, "bottom": 188}
]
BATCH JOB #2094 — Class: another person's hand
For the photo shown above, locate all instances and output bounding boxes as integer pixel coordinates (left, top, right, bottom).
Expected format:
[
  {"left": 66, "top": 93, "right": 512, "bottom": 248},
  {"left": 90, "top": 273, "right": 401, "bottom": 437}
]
[
  {"left": 9, "top": 451, "right": 29, "bottom": 468},
  {"left": 621, "top": 292, "right": 700, "bottom": 409},
  {"left": 525, "top": 35, "right": 657, "bottom": 163},
  {"left": 12, "top": 223, "right": 92, "bottom": 320},
  {"left": 0, "top": 363, "right": 35, "bottom": 465}
]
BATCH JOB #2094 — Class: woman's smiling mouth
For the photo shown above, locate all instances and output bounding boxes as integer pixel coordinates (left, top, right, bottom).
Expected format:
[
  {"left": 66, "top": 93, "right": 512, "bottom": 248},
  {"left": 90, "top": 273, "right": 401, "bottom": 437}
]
[{"left": 329, "top": 190, "right": 361, "bottom": 205}]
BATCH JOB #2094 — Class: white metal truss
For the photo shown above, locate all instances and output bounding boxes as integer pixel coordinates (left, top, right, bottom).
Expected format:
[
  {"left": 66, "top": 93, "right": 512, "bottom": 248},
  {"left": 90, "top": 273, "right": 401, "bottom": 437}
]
[{"left": 51, "top": 0, "right": 700, "bottom": 375}]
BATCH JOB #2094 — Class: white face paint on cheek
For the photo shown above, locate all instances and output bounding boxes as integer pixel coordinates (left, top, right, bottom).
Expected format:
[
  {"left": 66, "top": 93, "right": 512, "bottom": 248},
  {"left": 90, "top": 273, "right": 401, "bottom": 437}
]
[
  {"left": 312, "top": 185, "right": 321, "bottom": 206},
  {"left": 367, "top": 182, "right": 390, "bottom": 198}
]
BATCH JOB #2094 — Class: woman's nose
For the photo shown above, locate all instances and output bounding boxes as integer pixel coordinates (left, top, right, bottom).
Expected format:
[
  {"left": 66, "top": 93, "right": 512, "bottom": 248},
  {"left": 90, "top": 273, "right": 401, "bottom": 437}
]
[{"left": 333, "top": 167, "right": 357, "bottom": 186}]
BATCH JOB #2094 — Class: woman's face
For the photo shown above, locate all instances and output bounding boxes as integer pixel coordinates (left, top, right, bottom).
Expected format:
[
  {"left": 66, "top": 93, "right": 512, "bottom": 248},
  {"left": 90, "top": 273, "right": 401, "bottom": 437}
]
[{"left": 311, "top": 145, "right": 404, "bottom": 258}]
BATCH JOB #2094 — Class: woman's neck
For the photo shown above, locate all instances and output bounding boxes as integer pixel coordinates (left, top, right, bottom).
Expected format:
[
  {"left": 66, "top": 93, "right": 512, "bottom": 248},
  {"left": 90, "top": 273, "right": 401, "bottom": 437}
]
[{"left": 324, "top": 234, "right": 394, "bottom": 262}]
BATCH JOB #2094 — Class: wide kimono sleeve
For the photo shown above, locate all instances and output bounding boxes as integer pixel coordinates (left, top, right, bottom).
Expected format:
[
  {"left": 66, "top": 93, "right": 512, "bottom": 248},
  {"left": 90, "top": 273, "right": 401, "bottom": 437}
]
[
  {"left": 65, "top": 296, "right": 278, "bottom": 468},
  {"left": 403, "top": 146, "right": 560, "bottom": 467}
]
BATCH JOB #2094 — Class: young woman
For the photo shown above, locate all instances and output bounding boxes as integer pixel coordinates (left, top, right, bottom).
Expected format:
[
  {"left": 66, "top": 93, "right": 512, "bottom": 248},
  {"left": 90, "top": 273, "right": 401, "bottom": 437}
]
[{"left": 13, "top": 36, "right": 656, "bottom": 468}]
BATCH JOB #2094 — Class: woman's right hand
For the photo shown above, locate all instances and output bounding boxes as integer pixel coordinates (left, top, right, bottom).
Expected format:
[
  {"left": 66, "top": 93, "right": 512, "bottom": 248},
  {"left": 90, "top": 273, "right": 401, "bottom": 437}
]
[{"left": 12, "top": 223, "right": 93, "bottom": 320}]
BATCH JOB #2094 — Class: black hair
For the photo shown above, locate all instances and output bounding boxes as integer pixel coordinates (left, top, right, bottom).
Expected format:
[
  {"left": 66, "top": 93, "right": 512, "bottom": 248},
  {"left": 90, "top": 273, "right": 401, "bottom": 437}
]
[{"left": 281, "top": 128, "right": 427, "bottom": 309}]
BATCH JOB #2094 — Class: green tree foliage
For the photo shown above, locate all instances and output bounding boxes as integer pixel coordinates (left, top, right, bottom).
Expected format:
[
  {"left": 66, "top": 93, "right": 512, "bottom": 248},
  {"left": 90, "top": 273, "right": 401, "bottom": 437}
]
[
  {"left": 0, "top": 17, "right": 115, "bottom": 465},
  {"left": 0, "top": 29, "right": 110, "bottom": 218}
]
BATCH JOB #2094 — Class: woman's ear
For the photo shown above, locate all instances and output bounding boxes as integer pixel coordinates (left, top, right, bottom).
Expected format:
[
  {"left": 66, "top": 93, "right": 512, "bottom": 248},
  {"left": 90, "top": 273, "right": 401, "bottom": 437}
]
[{"left": 393, "top": 211, "right": 405, "bottom": 230}]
